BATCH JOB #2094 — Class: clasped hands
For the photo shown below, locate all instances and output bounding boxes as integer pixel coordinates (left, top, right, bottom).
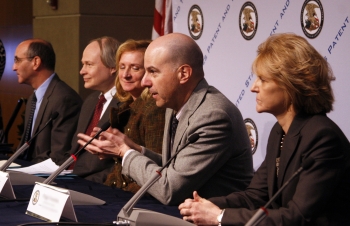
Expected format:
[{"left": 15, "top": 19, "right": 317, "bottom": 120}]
[
  {"left": 77, "top": 126, "right": 142, "bottom": 159},
  {"left": 179, "top": 191, "right": 222, "bottom": 226}
]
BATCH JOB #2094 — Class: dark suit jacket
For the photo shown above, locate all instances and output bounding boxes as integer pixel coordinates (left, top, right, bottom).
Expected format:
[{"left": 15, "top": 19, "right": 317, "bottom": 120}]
[
  {"left": 210, "top": 113, "right": 350, "bottom": 226},
  {"left": 69, "top": 91, "right": 120, "bottom": 184},
  {"left": 18, "top": 74, "right": 82, "bottom": 164},
  {"left": 122, "top": 79, "right": 254, "bottom": 205}
]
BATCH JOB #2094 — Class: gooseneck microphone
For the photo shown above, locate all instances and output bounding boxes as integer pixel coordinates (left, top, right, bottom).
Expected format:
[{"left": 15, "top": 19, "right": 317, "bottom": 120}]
[
  {"left": 43, "top": 121, "right": 111, "bottom": 184},
  {"left": 245, "top": 157, "right": 315, "bottom": 226},
  {"left": 0, "top": 112, "right": 59, "bottom": 172},
  {"left": 120, "top": 133, "right": 200, "bottom": 218}
]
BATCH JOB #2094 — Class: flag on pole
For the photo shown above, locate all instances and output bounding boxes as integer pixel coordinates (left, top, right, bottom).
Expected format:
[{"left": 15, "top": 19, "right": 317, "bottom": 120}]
[{"left": 152, "top": 0, "right": 173, "bottom": 40}]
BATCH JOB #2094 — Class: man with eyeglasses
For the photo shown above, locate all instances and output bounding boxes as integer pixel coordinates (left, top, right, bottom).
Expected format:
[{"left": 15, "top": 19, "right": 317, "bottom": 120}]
[{"left": 12, "top": 38, "right": 82, "bottom": 164}]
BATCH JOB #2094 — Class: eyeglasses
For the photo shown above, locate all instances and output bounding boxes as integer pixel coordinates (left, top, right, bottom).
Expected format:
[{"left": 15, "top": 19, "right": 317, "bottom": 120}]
[{"left": 14, "top": 56, "right": 35, "bottom": 64}]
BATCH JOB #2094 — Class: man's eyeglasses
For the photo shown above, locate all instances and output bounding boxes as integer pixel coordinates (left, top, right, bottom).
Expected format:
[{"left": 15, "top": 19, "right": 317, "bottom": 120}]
[{"left": 14, "top": 56, "right": 35, "bottom": 64}]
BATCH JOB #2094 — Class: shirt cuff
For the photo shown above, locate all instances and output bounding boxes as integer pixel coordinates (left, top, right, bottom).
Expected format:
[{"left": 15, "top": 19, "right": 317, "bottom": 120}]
[
  {"left": 140, "top": 146, "right": 146, "bottom": 154},
  {"left": 217, "top": 209, "right": 225, "bottom": 226},
  {"left": 121, "top": 149, "right": 134, "bottom": 166}
]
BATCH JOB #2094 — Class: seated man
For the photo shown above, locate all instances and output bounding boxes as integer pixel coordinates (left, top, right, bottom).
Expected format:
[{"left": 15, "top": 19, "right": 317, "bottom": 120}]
[
  {"left": 78, "top": 33, "right": 254, "bottom": 205},
  {"left": 63, "top": 36, "right": 120, "bottom": 183},
  {"left": 13, "top": 39, "right": 82, "bottom": 163}
]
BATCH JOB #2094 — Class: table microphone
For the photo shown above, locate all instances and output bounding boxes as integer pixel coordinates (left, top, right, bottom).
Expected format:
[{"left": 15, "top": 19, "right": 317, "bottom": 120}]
[
  {"left": 0, "top": 112, "right": 59, "bottom": 172},
  {"left": 43, "top": 121, "right": 111, "bottom": 184},
  {"left": 118, "top": 133, "right": 199, "bottom": 224},
  {"left": 245, "top": 157, "right": 315, "bottom": 226}
]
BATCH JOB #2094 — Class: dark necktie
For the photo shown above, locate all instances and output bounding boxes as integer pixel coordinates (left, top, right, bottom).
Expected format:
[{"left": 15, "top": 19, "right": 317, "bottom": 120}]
[
  {"left": 170, "top": 113, "right": 178, "bottom": 153},
  {"left": 68, "top": 95, "right": 106, "bottom": 170},
  {"left": 21, "top": 93, "right": 37, "bottom": 160},
  {"left": 24, "top": 93, "right": 37, "bottom": 142},
  {"left": 85, "top": 94, "right": 106, "bottom": 137}
]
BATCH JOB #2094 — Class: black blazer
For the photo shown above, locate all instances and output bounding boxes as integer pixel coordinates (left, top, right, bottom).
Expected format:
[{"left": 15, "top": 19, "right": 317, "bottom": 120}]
[
  {"left": 210, "top": 113, "right": 350, "bottom": 225},
  {"left": 19, "top": 74, "right": 82, "bottom": 164},
  {"left": 70, "top": 91, "right": 120, "bottom": 183}
]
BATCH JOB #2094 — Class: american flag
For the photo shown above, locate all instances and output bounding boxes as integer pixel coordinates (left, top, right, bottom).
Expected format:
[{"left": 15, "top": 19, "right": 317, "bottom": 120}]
[{"left": 152, "top": 0, "right": 173, "bottom": 39}]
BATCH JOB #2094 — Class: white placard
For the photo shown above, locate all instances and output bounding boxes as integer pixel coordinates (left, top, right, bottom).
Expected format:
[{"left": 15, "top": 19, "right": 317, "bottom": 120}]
[
  {"left": 0, "top": 171, "right": 15, "bottom": 199},
  {"left": 26, "top": 182, "right": 77, "bottom": 222}
]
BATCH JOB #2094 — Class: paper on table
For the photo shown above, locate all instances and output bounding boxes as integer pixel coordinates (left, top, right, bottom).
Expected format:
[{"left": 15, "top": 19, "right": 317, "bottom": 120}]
[
  {"left": 0, "top": 160, "right": 21, "bottom": 168},
  {"left": 7, "top": 158, "right": 72, "bottom": 175}
]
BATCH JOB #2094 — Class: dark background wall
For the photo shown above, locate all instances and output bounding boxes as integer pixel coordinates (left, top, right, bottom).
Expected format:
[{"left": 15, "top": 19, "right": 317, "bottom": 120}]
[{"left": 0, "top": 0, "right": 154, "bottom": 148}]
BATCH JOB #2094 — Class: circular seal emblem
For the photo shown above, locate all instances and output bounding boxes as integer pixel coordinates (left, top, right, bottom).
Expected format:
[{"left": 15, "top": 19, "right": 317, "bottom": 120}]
[
  {"left": 188, "top": 5, "right": 204, "bottom": 40},
  {"left": 244, "top": 118, "right": 258, "bottom": 155},
  {"left": 0, "top": 39, "right": 6, "bottom": 79},
  {"left": 300, "top": 0, "right": 324, "bottom": 39},
  {"left": 239, "top": 2, "right": 258, "bottom": 40},
  {"left": 32, "top": 190, "right": 40, "bottom": 205}
]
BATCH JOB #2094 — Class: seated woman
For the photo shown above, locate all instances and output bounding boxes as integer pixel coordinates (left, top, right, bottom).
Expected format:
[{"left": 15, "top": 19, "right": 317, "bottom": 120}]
[
  {"left": 179, "top": 33, "right": 350, "bottom": 225},
  {"left": 101, "top": 39, "right": 165, "bottom": 193}
]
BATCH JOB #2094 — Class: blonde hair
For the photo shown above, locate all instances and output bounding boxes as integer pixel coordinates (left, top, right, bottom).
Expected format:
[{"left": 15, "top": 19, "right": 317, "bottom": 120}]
[
  {"left": 115, "top": 39, "right": 151, "bottom": 102},
  {"left": 252, "top": 33, "right": 335, "bottom": 114}
]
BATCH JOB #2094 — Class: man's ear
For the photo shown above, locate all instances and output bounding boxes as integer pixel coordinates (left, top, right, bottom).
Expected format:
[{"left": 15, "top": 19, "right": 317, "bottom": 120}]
[
  {"left": 110, "top": 67, "right": 117, "bottom": 76},
  {"left": 178, "top": 64, "right": 192, "bottom": 84},
  {"left": 32, "top": 56, "right": 41, "bottom": 70}
]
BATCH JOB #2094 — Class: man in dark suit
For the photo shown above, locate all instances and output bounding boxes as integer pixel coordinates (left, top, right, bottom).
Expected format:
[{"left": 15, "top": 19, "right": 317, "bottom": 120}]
[
  {"left": 78, "top": 33, "right": 254, "bottom": 205},
  {"left": 13, "top": 39, "right": 82, "bottom": 164},
  {"left": 63, "top": 36, "right": 120, "bottom": 183}
]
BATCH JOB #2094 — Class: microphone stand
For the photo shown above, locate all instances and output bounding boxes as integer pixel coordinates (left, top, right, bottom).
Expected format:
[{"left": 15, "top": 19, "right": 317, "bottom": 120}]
[
  {"left": 0, "top": 98, "right": 24, "bottom": 143},
  {"left": 0, "top": 112, "right": 59, "bottom": 172},
  {"left": 43, "top": 122, "right": 110, "bottom": 184},
  {"left": 117, "top": 133, "right": 199, "bottom": 225},
  {"left": 245, "top": 158, "right": 315, "bottom": 226}
]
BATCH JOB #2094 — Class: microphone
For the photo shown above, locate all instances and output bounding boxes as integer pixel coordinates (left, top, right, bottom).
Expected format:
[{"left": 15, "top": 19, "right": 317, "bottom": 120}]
[
  {"left": 0, "top": 98, "right": 24, "bottom": 143},
  {"left": 245, "top": 157, "right": 315, "bottom": 226},
  {"left": 0, "top": 112, "right": 59, "bottom": 172},
  {"left": 42, "top": 121, "right": 111, "bottom": 184},
  {"left": 117, "top": 133, "right": 199, "bottom": 224}
]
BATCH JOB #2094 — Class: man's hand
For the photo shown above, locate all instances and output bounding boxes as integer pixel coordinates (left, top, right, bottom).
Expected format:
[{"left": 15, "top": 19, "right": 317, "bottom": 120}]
[
  {"left": 179, "top": 191, "right": 222, "bottom": 225},
  {"left": 77, "top": 127, "right": 142, "bottom": 159}
]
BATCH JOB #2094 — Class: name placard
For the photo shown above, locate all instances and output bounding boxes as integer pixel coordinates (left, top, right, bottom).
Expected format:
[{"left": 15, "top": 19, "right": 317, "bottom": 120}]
[
  {"left": 26, "top": 182, "right": 77, "bottom": 222},
  {"left": 0, "top": 171, "right": 15, "bottom": 199}
]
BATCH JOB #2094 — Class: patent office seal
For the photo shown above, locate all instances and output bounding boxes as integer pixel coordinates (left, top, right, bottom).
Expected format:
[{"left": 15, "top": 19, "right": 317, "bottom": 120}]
[
  {"left": 244, "top": 118, "right": 258, "bottom": 155},
  {"left": 0, "top": 39, "right": 5, "bottom": 79},
  {"left": 300, "top": 0, "right": 324, "bottom": 39},
  {"left": 188, "top": 4, "right": 204, "bottom": 40},
  {"left": 239, "top": 2, "right": 258, "bottom": 40},
  {"left": 32, "top": 190, "right": 40, "bottom": 205}
]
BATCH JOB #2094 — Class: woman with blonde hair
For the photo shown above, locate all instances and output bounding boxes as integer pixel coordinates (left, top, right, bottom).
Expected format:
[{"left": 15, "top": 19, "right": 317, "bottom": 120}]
[
  {"left": 179, "top": 33, "right": 350, "bottom": 225},
  {"left": 103, "top": 39, "right": 165, "bottom": 193}
]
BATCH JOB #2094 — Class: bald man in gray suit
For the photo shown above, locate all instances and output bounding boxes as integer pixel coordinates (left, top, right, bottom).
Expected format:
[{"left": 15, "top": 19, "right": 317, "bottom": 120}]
[{"left": 78, "top": 33, "right": 254, "bottom": 205}]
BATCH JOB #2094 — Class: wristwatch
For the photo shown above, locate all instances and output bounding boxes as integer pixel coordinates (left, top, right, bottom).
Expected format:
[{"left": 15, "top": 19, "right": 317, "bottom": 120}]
[{"left": 217, "top": 209, "right": 225, "bottom": 226}]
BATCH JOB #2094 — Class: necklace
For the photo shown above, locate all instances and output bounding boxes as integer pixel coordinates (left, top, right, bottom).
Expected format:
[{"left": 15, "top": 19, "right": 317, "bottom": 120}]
[{"left": 276, "top": 134, "right": 285, "bottom": 177}]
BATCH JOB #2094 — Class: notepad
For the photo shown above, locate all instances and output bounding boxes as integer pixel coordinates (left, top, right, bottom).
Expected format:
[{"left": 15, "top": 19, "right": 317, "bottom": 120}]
[{"left": 7, "top": 158, "right": 72, "bottom": 175}]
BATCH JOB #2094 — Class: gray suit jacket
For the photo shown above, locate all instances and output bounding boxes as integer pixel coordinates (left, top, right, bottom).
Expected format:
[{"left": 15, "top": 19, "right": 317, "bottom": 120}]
[
  {"left": 19, "top": 74, "right": 82, "bottom": 164},
  {"left": 69, "top": 91, "right": 120, "bottom": 183},
  {"left": 122, "top": 78, "right": 253, "bottom": 205}
]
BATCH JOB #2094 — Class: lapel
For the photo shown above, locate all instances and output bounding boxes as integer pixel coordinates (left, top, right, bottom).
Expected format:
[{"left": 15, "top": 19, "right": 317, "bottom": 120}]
[
  {"left": 98, "top": 97, "right": 120, "bottom": 127},
  {"left": 172, "top": 79, "right": 209, "bottom": 154},
  {"left": 80, "top": 92, "right": 100, "bottom": 133},
  {"left": 267, "top": 125, "right": 283, "bottom": 197},
  {"left": 32, "top": 74, "right": 59, "bottom": 134},
  {"left": 162, "top": 108, "right": 173, "bottom": 165},
  {"left": 277, "top": 113, "right": 310, "bottom": 188}
]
